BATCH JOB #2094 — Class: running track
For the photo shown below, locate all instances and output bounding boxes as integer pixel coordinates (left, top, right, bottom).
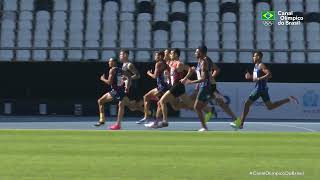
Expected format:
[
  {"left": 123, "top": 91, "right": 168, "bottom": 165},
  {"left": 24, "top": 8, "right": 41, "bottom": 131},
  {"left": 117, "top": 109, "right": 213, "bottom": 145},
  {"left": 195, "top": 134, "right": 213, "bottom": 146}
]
[{"left": 0, "top": 116, "right": 319, "bottom": 132}]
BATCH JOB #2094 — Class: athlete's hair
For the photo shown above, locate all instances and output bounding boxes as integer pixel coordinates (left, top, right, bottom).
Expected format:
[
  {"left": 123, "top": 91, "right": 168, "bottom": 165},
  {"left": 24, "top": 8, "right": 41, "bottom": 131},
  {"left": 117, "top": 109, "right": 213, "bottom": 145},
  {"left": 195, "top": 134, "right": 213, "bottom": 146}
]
[
  {"left": 254, "top": 51, "right": 263, "bottom": 58},
  {"left": 156, "top": 50, "right": 165, "bottom": 57},
  {"left": 120, "top": 49, "right": 129, "bottom": 56},
  {"left": 197, "top": 45, "right": 207, "bottom": 54},
  {"left": 109, "top": 57, "right": 118, "bottom": 63},
  {"left": 172, "top": 48, "right": 180, "bottom": 57}
]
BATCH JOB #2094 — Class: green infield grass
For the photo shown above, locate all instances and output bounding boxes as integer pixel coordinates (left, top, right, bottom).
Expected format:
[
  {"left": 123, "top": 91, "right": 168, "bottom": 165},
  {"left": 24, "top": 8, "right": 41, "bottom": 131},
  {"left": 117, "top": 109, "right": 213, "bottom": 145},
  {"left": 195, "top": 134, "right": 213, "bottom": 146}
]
[{"left": 0, "top": 130, "right": 319, "bottom": 180}]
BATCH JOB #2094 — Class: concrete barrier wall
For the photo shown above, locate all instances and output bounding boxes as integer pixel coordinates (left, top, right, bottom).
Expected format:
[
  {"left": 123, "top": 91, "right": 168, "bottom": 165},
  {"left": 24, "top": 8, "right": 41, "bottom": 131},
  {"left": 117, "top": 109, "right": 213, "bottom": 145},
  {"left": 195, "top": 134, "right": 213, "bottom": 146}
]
[{"left": 0, "top": 62, "right": 319, "bottom": 116}]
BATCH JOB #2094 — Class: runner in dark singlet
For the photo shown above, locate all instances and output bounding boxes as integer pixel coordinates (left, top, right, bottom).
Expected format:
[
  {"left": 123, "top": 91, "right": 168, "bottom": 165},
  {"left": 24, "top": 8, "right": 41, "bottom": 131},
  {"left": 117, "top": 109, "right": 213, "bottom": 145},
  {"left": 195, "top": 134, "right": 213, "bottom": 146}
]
[
  {"left": 109, "top": 49, "right": 143, "bottom": 130},
  {"left": 94, "top": 58, "right": 125, "bottom": 127},
  {"left": 231, "top": 51, "right": 298, "bottom": 129},
  {"left": 181, "top": 46, "right": 239, "bottom": 130},
  {"left": 137, "top": 50, "right": 171, "bottom": 124}
]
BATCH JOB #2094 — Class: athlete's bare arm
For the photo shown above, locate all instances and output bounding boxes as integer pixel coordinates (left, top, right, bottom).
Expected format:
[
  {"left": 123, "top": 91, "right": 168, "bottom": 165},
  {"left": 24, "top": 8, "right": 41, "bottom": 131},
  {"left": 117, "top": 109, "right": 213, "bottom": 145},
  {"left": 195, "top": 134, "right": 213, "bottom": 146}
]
[
  {"left": 100, "top": 68, "right": 115, "bottom": 85},
  {"left": 257, "top": 63, "right": 272, "bottom": 81},
  {"left": 211, "top": 63, "right": 220, "bottom": 79},
  {"left": 179, "top": 62, "right": 194, "bottom": 83},
  {"left": 128, "top": 63, "right": 140, "bottom": 80},
  {"left": 147, "top": 62, "right": 161, "bottom": 79},
  {"left": 245, "top": 72, "right": 252, "bottom": 80},
  {"left": 181, "top": 66, "right": 195, "bottom": 83}
]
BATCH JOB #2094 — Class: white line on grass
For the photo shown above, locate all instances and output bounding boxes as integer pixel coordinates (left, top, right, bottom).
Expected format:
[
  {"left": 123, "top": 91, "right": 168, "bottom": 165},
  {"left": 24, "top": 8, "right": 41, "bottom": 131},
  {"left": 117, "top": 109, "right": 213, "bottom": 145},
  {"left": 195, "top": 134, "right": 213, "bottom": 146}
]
[{"left": 258, "top": 122, "right": 317, "bottom": 132}]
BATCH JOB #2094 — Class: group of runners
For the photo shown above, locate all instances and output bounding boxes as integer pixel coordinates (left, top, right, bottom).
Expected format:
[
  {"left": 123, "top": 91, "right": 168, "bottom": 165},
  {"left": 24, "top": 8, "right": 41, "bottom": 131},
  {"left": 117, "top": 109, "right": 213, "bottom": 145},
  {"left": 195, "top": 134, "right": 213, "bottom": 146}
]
[{"left": 94, "top": 46, "right": 298, "bottom": 131}]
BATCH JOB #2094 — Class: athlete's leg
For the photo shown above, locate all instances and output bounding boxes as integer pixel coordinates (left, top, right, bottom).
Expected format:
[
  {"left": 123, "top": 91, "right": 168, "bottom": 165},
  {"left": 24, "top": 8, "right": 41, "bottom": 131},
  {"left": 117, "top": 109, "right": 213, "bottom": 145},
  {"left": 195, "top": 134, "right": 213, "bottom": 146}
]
[
  {"left": 95, "top": 93, "right": 113, "bottom": 126},
  {"left": 188, "top": 90, "right": 213, "bottom": 114},
  {"left": 169, "top": 91, "right": 211, "bottom": 113},
  {"left": 133, "top": 100, "right": 144, "bottom": 112},
  {"left": 126, "top": 99, "right": 143, "bottom": 112},
  {"left": 237, "top": 89, "right": 260, "bottom": 127},
  {"left": 194, "top": 99, "right": 209, "bottom": 130},
  {"left": 264, "top": 99, "right": 290, "bottom": 110},
  {"left": 211, "top": 91, "right": 233, "bottom": 118},
  {"left": 240, "top": 99, "right": 254, "bottom": 126},
  {"left": 158, "top": 93, "right": 181, "bottom": 111},
  {"left": 143, "top": 88, "right": 158, "bottom": 119},
  {"left": 115, "top": 96, "right": 130, "bottom": 126},
  {"left": 137, "top": 88, "right": 158, "bottom": 124},
  {"left": 116, "top": 101, "right": 125, "bottom": 125},
  {"left": 195, "top": 87, "right": 214, "bottom": 129},
  {"left": 158, "top": 94, "right": 182, "bottom": 113},
  {"left": 178, "top": 94, "right": 194, "bottom": 110},
  {"left": 260, "top": 89, "right": 293, "bottom": 110},
  {"left": 98, "top": 93, "right": 113, "bottom": 120},
  {"left": 159, "top": 90, "right": 176, "bottom": 123},
  {"left": 108, "top": 99, "right": 125, "bottom": 130},
  {"left": 144, "top": 97, "right": 163, "bottom": 128},
  {"left": 156, "top": 101, "right": 162, "bottom": 119},
  {"left": 215, "top": 98, "right": 237, "bottom": 120},
  {"left": 171, "top": 98, "right": 186, "bottom": 110}
]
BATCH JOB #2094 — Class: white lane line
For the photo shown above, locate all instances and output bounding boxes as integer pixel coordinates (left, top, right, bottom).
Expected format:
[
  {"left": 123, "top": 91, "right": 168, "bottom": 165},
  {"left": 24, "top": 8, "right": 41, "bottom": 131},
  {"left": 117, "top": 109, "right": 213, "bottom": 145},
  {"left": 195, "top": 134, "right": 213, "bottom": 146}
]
[
  {"left": 170, "top": 122, "right": 319, "bottom": 132},
  {"left": 258, "top": 122, "right": 317, "bottom": 132}
]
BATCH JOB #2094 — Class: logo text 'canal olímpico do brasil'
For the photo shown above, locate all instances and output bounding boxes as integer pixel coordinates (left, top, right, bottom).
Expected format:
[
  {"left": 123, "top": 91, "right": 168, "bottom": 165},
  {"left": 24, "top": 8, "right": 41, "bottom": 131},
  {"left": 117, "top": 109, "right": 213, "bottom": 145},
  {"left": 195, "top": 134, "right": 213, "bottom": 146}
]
[{"left": 261, "top": 11, "right": 303, "bottom": 26}]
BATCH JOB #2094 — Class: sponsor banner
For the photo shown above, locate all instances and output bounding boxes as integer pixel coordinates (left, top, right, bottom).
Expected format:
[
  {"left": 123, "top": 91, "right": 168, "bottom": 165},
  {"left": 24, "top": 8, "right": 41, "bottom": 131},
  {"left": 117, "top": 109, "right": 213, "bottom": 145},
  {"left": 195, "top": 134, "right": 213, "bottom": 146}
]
[{"left": 180, "top": 82, "right": 320, "bottom": 120}]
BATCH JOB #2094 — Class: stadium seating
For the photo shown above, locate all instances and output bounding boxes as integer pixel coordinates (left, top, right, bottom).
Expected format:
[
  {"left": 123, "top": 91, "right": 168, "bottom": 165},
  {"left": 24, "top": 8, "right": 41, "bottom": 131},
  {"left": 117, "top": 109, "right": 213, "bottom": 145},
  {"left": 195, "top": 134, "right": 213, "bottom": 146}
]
[{"left": 0, "top": 0, "right": 319, "bottom": 63}]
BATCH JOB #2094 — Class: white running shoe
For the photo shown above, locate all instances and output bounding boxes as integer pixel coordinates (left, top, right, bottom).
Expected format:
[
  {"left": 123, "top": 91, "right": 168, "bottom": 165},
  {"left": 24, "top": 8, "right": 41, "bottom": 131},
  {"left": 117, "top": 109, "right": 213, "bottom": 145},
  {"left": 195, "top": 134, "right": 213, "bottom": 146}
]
[
  {"left": 136, "top": 118, "right": 149, "bottom": 124},
  {"left": 144, "top": 121, "right": 155, "bottom": 128},
  {"left": 230, "top": 122, "right": 243, "bottom": 129},
  {"left": 198, "top": 128, "right": 208, "bottom": 132},
  {"left": 230, "top": 122, "right": 236, "bottom": 127}
]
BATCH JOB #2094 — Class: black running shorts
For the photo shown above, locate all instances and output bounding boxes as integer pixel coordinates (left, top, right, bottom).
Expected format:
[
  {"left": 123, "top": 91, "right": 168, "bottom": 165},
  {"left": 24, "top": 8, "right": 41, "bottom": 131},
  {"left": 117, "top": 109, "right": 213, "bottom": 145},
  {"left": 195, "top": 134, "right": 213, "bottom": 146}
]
[{"left": 169, "top": 82, "right": 186, "bottom": 97}]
